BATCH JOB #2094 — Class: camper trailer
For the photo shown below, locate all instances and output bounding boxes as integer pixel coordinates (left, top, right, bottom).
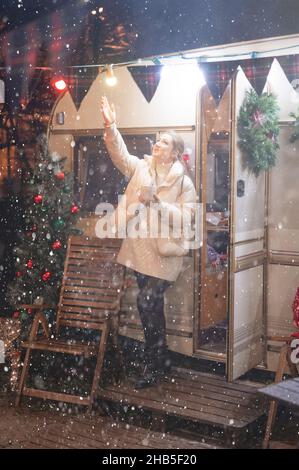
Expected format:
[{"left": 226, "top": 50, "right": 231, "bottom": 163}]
[{"left": 48, "top": 33, "right": 299, "bottom": 382}]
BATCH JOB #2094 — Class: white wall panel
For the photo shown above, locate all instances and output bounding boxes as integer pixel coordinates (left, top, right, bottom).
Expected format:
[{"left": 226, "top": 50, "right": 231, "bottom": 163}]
[
  {"left": 234, "top": 68, "right": 266, "bottom": 243},
  {"left": 268, "top": 127, "right": 299, "bottom": 252},
  {"left": 232, "top": 266, "right": 264, "bottom": 379}
]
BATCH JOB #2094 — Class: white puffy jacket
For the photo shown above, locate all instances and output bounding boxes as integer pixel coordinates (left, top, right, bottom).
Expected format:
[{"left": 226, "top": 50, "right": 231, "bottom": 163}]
[{"left": 95, "top": 124, "right": 197, "bottom": 282}]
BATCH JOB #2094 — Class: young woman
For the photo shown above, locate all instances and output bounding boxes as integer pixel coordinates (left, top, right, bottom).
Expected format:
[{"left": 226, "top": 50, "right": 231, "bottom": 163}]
[{"left": 99, "top": 96, "right": 197, "bottom": 388}]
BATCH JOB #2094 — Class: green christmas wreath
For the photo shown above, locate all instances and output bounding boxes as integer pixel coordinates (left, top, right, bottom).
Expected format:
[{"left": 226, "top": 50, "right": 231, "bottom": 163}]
[{"left": 237, "top": 90, "right": 280, "bottom": 176}]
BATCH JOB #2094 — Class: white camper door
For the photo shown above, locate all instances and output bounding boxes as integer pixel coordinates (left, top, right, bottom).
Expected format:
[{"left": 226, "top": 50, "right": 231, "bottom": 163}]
[{"left": 227, "top": 69, "right": 266, "bottom": 381}]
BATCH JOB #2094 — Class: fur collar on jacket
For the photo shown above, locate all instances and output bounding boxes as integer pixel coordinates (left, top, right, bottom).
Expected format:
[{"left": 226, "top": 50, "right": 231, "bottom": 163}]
[{"left": 144, "top": 154, "right": 185, "bottom": 188}]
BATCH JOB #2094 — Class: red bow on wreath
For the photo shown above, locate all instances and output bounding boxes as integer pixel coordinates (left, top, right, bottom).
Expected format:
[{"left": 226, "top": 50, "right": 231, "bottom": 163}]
[{"left": 253, "top": 110, "right": 266, "bottom": 127}]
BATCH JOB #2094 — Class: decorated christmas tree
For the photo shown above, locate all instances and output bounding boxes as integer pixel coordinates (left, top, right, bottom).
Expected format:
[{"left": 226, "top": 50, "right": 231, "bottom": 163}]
[{"left": 6, "top": 135, "right": 81, "bottom": 321}]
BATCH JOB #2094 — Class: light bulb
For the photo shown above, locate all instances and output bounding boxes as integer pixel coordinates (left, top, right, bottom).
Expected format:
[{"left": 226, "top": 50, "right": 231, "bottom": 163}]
[
  {"left": 52, "top": 78, "right": 67, "bottom": 91},
  {"left": 106, "top": 64, "right": 117, "bottom": 87}
]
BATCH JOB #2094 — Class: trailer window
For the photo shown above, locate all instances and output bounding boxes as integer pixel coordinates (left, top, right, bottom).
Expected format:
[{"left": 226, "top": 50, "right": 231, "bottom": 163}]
[{"left": 74, "top": 134, "right": 155, "bottom": 213}]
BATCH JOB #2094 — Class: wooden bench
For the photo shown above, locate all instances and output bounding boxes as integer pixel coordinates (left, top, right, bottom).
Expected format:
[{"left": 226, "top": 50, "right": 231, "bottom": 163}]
[{"left": 98, "top": 366, "right": 266, "bottom": 443}]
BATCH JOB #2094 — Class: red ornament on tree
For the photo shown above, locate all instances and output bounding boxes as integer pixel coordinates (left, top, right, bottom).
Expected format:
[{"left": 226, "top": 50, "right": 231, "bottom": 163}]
[
  {"left": 71, "top": 204, "right": 79, "bottom": 214},
  {"left": 52, "top": 240, "right": 62, "bottom": 250},
  {"left": 13, "top": 311, "right": 20, "bottom": 319},
  {"left": 27, "top": 259, "right": 33, "bottom": 269},
  {"left": 55, "top": 172, "right": 65, "bottom": 180},
  {"left": 34, "top": 194, "right": 43, "bottom": 204},
  {"left": 16, "top": 271, "right": 23, "bottom": 277},
  {"left": 42, "top": 271, "right": 51, "bottom": 282},
  {"left": 27, "top": 308, "right": 33, "bottom": 315}
]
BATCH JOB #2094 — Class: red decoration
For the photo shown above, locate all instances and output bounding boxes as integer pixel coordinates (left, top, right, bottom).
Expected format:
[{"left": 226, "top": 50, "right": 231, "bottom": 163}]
[
  {"left": 52, "top": 240, "right": 62, "bottom": 250},
  {"left": 34, "top": 194, "right": 43, "bottom": 204},
  {"left": 52, "top": 78, "right": 67, "bottom": 91},
  {"left": 13, "top": 311, "right": 20, "bottom": 319},
  {"left": 42, "top": 271, "right": 51, "bottom": 282},
  {"left": 71, "top": 204, "right": 79, "bottom": 214},
  {"left": 266, "top": 132, "right": 276, "bottom": 144},
  {"left": 27, "top": 308, "right": 33, "bottom": 315},
  {"left": 16, "top": 271, "right": 23, "bottom": 277},
  {"left": 182, "top": 153, "right": 190, "bottom": 162},
  {"left": 20, "top": 98, "right": 28, "bottom": 110},
  {"left": 27, "top": 259, "right": 33, "bottom": 269},
  {"left": 253, "top": 110, "right": 265, "bottom": 128},
  {"left": 211, "top": 260, "right": 220, "bottom": 269},
  {"left": 55, "top": 172, "right": 65, "bottom": 180},
  {"left": 292, "top": 287, "right": 299, "bottom": 328}
]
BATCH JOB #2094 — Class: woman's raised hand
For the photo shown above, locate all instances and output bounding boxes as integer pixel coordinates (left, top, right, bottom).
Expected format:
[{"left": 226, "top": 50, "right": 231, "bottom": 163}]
[{"left": 100, "top": 96, "right": 116, "bottom": 127}]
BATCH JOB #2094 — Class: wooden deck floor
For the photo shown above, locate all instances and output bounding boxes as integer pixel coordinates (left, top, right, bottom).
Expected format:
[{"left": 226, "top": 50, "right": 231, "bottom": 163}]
[
  {"left": 0, "top": 396, "right": 219, "bottom": 449},
  {"left": 23, "top": 415, "right": 216, "bottom": 449},
  {"left": 0, "top": 366, "right": 267, "bottom": 449},
  {"left": 98, "top": 367, "right": 266, "bottom": 431}
]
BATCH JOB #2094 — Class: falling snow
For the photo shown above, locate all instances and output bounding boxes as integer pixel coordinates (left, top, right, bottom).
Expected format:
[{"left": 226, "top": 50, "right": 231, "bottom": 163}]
[{"left": 0, "top": 0, "right": 299, "bottom": 455}]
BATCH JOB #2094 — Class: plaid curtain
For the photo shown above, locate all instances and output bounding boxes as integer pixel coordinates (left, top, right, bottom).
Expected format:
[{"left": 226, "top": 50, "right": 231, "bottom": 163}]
[
  {"left": 277, "top": 54, "right": 299, "bottom": 90},
  {"left": 128, "top": 65, "right": 163, "bottom": 103},
  {"left": 199, "top": 60, "right": 238, "bottom": 105}
]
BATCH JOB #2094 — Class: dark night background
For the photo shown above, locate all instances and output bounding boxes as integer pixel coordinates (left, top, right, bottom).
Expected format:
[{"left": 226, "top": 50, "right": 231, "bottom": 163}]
[{"left": 1, "top": 0, "right": 299, "bottom": 64}]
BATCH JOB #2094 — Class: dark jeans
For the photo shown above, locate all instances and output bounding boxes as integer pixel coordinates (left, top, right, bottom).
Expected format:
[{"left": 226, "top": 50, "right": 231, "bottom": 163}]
[{"left": 134, "top": 271, "right": 171, "bottom": 373}]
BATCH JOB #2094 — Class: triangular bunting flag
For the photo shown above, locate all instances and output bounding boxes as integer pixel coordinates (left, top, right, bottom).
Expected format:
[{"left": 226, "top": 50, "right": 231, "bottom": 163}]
[
  {"left": 277, "top": 54, "right": 299, "bottom": 90},
  {"left": 240, "top": 57, "right": 273, "bottom": 95},
  {"left": 128, "top": 65, "right": 163, "bottom": 103},
  {"left": 67, "top": 68, "right": 98, "bottom": 111},
  {"left": 199, "top": 61, "right": 237, "bottom": 106}
]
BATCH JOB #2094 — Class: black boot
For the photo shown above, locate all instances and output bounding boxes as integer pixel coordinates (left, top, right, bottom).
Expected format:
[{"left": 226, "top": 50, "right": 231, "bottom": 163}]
[
  {"left": 134, "top": 346, "right": 171, "bottom": 389},
  {"left": 134, "top": 364, "right": 161, "bottom": 390},
  {"left": 157, "top": 347, "right": 172, "bottom": 376},
  {"left": 134, "top": 346, "right": 161, "bottom": 389}
]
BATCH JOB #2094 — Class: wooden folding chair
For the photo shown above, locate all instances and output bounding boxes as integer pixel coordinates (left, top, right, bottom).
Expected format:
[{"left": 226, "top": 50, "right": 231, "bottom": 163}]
[
  {"left": 15, "top": 236, "right": 125, "bottom": 411},
  {"left": 262, "top": 335, "right": 299, "bottom": 449}
]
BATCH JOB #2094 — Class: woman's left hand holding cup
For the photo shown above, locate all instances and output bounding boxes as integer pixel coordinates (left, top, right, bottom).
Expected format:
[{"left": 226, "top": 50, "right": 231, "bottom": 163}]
[{"left": 138, "top": 185, "right": 155, "bottom": 205}]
